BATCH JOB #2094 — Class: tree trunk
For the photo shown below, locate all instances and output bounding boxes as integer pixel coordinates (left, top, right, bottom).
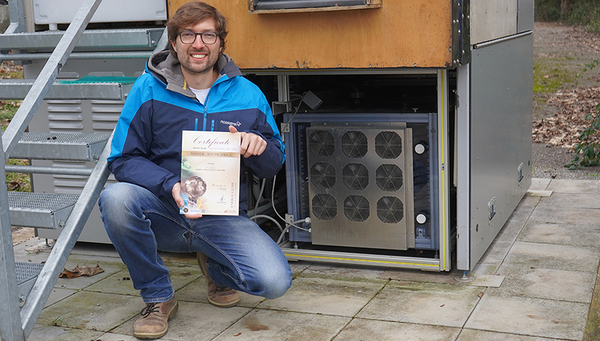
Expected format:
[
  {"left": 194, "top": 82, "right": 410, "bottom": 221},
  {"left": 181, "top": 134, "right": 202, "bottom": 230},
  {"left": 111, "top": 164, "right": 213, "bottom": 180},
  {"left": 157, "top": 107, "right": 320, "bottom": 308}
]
[{"left": 561, "top": 0, "right": 571, "bottom": 18}]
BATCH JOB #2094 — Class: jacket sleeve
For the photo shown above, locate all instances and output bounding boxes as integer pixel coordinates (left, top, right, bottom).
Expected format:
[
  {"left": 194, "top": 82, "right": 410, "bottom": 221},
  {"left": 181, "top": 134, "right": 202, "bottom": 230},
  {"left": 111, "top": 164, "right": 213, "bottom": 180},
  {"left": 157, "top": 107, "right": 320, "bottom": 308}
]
[
  {"left": 241, "top": 98, "right": 285, "bottom": 178},
  {"left": 107, "top": 77, "right": 179, "bottom": 199}
]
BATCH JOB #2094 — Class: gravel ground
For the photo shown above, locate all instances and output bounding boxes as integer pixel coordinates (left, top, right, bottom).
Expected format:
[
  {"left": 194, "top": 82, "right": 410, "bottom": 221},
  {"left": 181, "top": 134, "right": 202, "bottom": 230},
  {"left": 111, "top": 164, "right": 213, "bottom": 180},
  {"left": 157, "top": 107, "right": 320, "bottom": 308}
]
[{"left": 532, "top": 22, "right": 600, "bottom": 179}]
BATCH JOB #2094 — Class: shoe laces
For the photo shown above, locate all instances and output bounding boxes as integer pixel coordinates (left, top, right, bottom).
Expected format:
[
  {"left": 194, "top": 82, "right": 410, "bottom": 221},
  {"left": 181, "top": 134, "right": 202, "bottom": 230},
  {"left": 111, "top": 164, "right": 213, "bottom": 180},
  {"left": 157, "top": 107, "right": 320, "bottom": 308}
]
[
  {"left": 140, "top": 302, "right": 160, "bottom": 318},
  {"left": 215, "top": 285, "right": 234, "bottom": 293}
]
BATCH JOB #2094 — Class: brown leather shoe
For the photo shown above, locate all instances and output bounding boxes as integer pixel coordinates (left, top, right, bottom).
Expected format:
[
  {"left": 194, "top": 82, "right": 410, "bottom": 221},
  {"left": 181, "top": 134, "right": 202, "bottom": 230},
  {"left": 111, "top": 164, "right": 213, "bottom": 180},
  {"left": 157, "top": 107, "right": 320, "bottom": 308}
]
[
  {"left": 197, "top": 252, "right": 240, "bottom": 307},
  {"left": 133, "top": 297, "right": 178, "bottom": 339}
]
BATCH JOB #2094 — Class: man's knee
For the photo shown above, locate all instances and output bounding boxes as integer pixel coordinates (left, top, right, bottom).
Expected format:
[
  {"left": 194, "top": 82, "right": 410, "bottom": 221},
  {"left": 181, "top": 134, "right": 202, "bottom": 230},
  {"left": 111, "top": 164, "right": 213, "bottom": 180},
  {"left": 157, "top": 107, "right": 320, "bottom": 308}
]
[
  {"left": 99, "top": 183, "right": 145, "bottom": 227},
  {"left": 254, "top": 266, "right": 292, "bottom": 299}
]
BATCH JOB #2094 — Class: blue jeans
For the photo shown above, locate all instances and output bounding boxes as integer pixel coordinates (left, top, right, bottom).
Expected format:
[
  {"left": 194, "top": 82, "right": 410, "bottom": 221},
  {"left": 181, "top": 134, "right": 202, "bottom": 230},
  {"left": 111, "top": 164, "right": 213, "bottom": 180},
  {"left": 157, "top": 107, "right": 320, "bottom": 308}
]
[{"left": 98, "top": 182, "right": 292, "bottom": 303}]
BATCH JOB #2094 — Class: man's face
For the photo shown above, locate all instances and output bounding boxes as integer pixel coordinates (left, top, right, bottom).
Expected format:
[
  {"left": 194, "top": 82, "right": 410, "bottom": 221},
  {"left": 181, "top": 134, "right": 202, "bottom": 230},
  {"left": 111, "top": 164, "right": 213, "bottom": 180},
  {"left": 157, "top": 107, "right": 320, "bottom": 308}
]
[{"left": 171, "top": 18, "right": 222, "bottom": 80}]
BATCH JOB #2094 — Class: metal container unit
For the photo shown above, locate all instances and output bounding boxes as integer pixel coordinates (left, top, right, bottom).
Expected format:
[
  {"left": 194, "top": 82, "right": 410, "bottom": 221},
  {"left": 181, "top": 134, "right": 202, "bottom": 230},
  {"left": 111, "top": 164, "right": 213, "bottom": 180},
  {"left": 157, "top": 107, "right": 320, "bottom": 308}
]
[
  {"left": 25, "top": 0, "right": 168, "bottom": 244},
  {"left": 28, "top": 0, "right": 533, "bottom": 272}
]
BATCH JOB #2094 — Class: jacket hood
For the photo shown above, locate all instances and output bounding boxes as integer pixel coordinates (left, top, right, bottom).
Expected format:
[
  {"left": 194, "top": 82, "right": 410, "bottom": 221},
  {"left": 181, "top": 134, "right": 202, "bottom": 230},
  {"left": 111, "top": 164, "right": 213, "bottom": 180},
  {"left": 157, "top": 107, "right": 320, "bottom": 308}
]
[{"left": 146, "top": 50, "right": 243, "bottom": 98}]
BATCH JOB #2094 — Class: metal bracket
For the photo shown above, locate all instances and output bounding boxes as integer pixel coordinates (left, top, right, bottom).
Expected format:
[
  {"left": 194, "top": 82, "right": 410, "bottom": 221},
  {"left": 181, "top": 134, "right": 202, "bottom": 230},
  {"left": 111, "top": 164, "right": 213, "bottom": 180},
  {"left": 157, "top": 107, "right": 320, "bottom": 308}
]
[{"left": 488, "top": 197, "right": 496, "bottom": 220}]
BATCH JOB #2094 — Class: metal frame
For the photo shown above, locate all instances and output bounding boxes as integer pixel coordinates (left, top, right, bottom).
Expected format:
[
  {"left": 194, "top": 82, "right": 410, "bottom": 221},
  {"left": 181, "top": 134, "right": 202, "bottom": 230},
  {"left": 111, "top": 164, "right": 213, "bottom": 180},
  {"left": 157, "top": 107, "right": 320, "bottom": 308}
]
[
  {"left": 270, "top": 68, "right": 452, "bottom": 271},
  {"left": 456, "top": 64, "right": 471, "bottom": 270},
  {"left": 0, "top": 0, "right": 105, "bottom": 339}
]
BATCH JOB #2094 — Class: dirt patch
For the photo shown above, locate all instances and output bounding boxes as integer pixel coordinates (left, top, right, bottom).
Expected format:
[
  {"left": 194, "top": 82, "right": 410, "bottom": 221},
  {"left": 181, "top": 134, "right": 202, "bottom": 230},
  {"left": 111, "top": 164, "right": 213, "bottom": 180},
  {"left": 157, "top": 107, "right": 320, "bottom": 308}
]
[{"left": 532, "top": 22, "right": 600, "bottom": 179}]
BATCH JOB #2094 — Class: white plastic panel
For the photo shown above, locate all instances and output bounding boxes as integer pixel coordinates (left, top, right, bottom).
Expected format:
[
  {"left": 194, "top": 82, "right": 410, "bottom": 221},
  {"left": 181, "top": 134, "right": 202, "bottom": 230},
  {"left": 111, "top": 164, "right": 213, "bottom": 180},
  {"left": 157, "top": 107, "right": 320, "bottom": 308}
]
[{"left": 33, "top": 0, "right": 167, "bottom": 25}]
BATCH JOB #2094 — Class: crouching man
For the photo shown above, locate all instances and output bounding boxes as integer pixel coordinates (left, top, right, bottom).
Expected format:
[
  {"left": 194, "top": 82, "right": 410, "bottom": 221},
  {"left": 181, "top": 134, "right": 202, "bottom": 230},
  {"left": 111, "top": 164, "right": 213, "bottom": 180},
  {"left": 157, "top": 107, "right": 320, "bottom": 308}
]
[{"left": 98, "top": 1, "right": 292, "bottom": 339}]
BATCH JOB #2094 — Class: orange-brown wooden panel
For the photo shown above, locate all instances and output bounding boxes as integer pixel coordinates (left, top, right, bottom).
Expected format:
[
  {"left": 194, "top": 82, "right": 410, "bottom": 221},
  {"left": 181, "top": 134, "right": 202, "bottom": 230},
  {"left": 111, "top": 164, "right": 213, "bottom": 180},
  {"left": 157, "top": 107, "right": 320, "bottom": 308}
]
[{"left": 169, "top": 0, "right": 454, "bottom": 69}]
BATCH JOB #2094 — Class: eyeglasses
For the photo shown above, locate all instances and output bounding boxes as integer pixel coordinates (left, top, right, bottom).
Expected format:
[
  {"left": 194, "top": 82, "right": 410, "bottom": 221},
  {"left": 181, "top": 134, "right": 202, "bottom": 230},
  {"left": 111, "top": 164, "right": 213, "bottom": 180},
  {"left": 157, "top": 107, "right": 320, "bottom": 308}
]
[{"left": 178, "top": 31, "right": 219, "bottom": 45}]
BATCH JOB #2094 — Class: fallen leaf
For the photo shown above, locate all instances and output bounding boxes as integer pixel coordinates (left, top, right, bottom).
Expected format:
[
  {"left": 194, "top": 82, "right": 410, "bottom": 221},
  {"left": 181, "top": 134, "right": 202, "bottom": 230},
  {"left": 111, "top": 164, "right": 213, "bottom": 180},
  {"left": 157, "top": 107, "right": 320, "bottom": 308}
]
[{"left": 59, "top": 264, "right": 104, "bottom": 278}]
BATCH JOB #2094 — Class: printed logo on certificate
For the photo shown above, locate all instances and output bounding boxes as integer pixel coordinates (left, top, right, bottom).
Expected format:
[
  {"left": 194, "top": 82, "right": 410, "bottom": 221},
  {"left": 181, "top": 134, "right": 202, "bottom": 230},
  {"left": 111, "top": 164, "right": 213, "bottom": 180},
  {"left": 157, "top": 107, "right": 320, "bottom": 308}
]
[{"left": 180, "top": 131, "right": 240, "bottom": 215}]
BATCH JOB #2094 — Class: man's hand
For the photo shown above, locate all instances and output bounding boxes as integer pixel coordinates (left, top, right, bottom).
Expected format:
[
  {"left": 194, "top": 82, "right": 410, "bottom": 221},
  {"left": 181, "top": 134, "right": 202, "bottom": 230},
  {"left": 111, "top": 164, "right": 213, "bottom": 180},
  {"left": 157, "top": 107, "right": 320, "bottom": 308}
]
[
  {"left": 229, "top": 125, "right": 267, "bottom": 158},
  {"left": 172, "top": 182, "right": 203, "bottom": 219}
]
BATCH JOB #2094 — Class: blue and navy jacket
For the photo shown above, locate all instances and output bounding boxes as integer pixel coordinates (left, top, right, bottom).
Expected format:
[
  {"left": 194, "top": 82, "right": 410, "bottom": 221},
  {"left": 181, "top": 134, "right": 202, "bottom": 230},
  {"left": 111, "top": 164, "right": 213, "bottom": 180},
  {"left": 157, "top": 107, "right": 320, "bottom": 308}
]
[{"left": 107, "top": 50, "right": 285, "bottom": 214}]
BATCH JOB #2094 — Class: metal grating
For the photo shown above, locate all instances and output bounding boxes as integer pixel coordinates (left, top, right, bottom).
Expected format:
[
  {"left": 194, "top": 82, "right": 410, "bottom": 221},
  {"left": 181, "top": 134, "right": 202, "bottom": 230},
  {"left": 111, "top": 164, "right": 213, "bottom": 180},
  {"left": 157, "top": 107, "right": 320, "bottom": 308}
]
[
  {"left": 8, "top": 192, "right": 79, "bottom": 211},
  {"left": 19, "top": 132, "right": 109, "bottom": 144},
  {"left": 12, "top": 132, "right": 109, "bottom": 161},
  {"left": 16, "top": 262, "right": 44, "bottom": 285}
]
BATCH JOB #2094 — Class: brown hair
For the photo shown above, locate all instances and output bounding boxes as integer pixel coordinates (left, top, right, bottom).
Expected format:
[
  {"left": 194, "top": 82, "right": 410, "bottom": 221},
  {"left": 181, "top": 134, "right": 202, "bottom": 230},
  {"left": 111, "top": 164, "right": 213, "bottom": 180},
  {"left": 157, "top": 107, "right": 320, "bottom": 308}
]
[{"left": 166, "top": 1, "right": 228, "bottom": 58}]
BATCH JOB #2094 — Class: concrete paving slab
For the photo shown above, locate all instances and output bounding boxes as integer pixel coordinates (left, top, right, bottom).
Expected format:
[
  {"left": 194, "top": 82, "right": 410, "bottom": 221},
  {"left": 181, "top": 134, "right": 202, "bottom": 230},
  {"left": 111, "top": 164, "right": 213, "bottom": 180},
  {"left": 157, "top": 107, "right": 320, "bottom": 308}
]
[
  {"left": 357, "top": 281, "right": 482, "bottom": 327},
  {"left": 505, "top": 195, "right": 541, "bottom": 223},
  {"left": 470, "top": 263, "right": 502, "bottom": 277},
  {"left": 258, "top": 277, "right": 385, "bottom": 317},
  {"left": 37, "top": 291, "right": 140, "bottom": 332},
  {"left": 546, "top": 179, "right": 600, "bottom": 193},
  {"left": 465, "top": 291, "right": 588, "bottom": 340},
  {"left": 475, "top": 240, "right": 513, "bottom": 270},
  {"left": 287, "top": 260, "right": 313, "bottom": 275},
  {"left": 13, "top": 238, "right": 52, "bottom": 263},
  {"left": 112, "top": 301, "right": 251, "bottom": 341},
  {"left": 494, "top": 267, "right": 595, "bottom": 303},
  {"left": 381, "top": 268, "right": 504, "bottom": 288},
  {"left": 527, "top": 190, "right": 553, "bottom": 197},
  {"left": 300, "top": 263, "right": 389, "bottom": 282},
  {"left": 333, "top": 319, "right": 461, "bottom": 341},
  {"left": 175, "top": 277, "right": 265, "bottom": 307},
  {"left": 156, "top": 251, "right": 198, "bottom": 265},
  {"left": 93, "top": 333, "right": 139, "bottom": 341},
  {"left": 493, "top": 216, "right": 528, "bottom": 244},
  {"left": 539, "top": 192, "right": 600, "bottom": 209},
  {"left": 529, "top": 205, "right": 600, "bottom": 225},
  {"left": 519, "top": 222, "right": 600, "bottom": 248},
  {"left": 44, "top": 287, "right": 77, "bottom": 307},
  {"left": 27, "top": 326, "right": 103, "bottom": 341},
  {"left": 530, "top": 178, "right": 551, "bottom": 191},
  {"left": 457, "top": 328, "right": 565, "bottom": 341},
  {"left": 54, "top": 254, "right": 127, "bottom": 290},
  {"left": 84, "top": 268, "right": 138, "bottom": 296},
  {"left": 500, "top": 241, "right": 600, "bottom": 273},
  {"left": 213, "top": 309, "right": 350, "bottom": 341}
]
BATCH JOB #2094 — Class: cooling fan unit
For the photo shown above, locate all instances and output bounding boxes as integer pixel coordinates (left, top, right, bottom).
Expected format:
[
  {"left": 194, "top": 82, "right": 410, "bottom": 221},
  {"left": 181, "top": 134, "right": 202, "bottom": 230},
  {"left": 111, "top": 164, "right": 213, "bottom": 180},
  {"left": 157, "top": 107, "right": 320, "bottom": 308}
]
[{"left": 306, "top": 123, "right": 415, "bottom": 250}]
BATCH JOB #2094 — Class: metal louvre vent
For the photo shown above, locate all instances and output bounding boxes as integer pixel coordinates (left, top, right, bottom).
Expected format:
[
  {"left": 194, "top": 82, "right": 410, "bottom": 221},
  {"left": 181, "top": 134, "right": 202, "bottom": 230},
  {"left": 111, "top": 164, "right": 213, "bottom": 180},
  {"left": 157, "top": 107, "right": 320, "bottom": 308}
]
[{"left": 307, "top": 123, "right": 415, "bottom": 250}]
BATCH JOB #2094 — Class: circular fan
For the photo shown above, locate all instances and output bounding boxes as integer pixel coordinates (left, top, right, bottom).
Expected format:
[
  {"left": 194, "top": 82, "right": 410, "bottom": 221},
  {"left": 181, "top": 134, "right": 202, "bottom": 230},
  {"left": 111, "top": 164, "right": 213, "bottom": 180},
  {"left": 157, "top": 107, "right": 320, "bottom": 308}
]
[
  {"left": 341, "top": 131, "right": 368, "bottom": 158},
  {"left": 342, "top": 163, "right": 369, "bottom": 190},
  {"left": 312, "top": 194, "right": 337, "bottom": 220},
  {"left": 310, "top": 162, "right": 336, "bottom": 189},
  {"left": 344, "top": 195, "right": 370, "bottom": 222},
  {"left": 377, "top": 196, "right": 404, "bottom": 223},
  {"left": 376, "top": 164, "right": 403, "bottom": 191},
  {"left": 375, "top": 131, "right": 402, "bottom": 159},
  {"left": 308, "top": 130, "right": 335, "bottom": 157}
]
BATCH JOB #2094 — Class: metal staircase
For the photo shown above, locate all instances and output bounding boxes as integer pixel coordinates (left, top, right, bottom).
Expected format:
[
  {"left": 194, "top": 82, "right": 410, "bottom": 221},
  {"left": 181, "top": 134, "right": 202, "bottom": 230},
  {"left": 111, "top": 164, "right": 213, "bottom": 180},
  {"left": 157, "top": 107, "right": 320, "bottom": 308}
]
[{"left": 0, "top": 0, "right": 167, "bottom": 339}]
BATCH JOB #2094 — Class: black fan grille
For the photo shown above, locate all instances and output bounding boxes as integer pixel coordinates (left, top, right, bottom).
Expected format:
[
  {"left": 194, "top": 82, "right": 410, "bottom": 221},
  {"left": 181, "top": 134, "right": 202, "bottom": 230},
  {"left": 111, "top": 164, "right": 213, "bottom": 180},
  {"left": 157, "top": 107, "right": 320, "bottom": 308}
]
[
  {"left": 312, "top": 194, "right": 337, "bottom": 220},
  {"left": 376, "top": 164, "right": 403, "bottom": 191},
  {"left": 310, "top": 162, "right": 336, "bottom": 189},
  {"left": 309, "top": 130, "right": 335, "bottom": 157},
  {"left": 377, "top": 196, "right": 404, "bottom": 223},
  {"left": 375, "top": 131, "right": 402, "bottom": 159},
  {"left": 341, "top": 131, "right": 368, "bottom": 158},
  {"left": 344, "top": 195, "right": 370, "bottom": 222},
  {"left": 342, "top": 163, "right": 369, "bottom": 190}
]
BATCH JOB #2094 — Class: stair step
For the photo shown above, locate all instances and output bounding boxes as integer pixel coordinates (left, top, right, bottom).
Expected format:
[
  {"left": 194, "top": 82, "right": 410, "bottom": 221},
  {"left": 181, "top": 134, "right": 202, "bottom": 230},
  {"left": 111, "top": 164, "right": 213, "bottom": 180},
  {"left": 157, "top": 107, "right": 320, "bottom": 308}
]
[
  {"left": 0, "top": 78, "right": 134, "bottom": 100},
  {"left": 10, "top": 132, "right": 110, "bottom": 161},
  {"left": 16, "top": 262, "right": 44, "bottom": 304},
  {"left": 8, "top": 192, "right": 79, "bottom": 229},
  {"left": 0, "top": 28, "right": 164, "bottom": 50}
]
